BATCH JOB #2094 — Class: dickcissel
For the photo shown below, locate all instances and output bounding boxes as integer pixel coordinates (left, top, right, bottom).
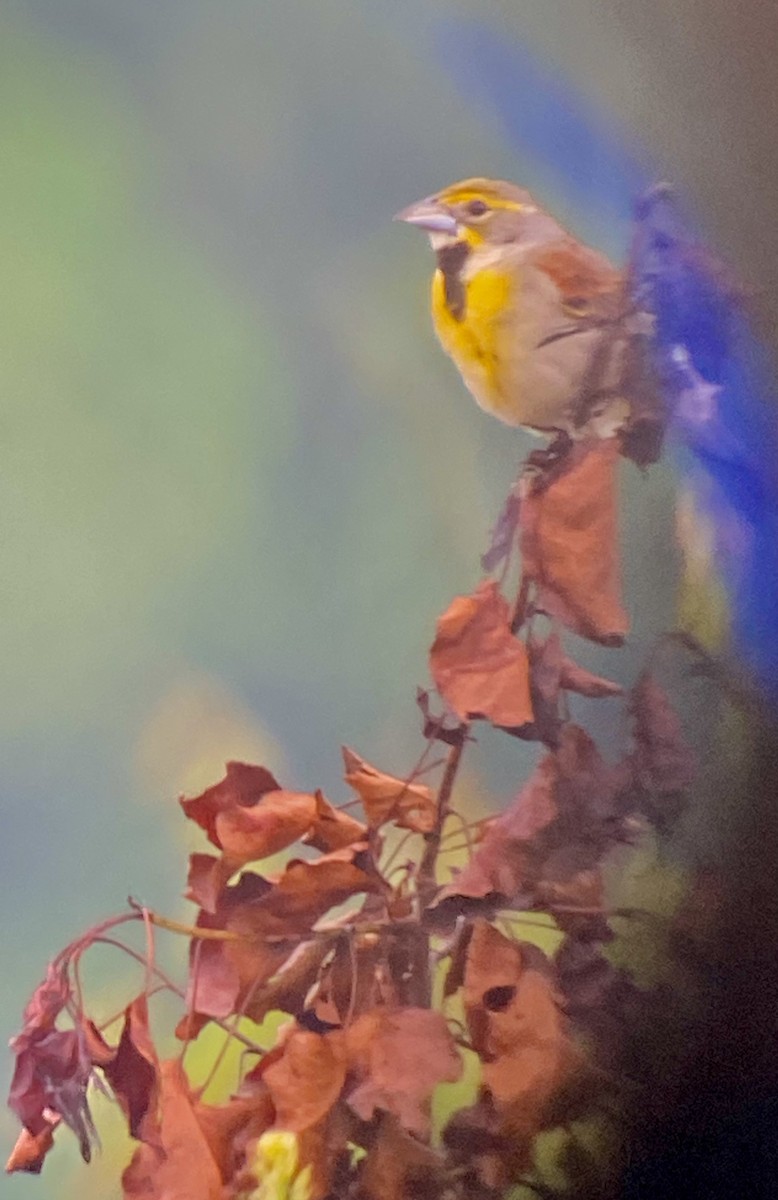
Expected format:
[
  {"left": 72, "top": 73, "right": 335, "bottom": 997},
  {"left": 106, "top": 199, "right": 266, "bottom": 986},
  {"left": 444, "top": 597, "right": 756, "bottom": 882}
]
[{"left": 396, "top": 178, "right": 634, "bottom": 439}]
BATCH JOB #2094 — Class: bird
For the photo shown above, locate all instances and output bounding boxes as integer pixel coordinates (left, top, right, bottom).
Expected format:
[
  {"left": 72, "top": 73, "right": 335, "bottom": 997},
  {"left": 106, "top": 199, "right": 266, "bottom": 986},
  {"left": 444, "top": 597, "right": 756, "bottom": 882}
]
[{"left": 395, "top": 177, "right": 635, "bottom": 439}]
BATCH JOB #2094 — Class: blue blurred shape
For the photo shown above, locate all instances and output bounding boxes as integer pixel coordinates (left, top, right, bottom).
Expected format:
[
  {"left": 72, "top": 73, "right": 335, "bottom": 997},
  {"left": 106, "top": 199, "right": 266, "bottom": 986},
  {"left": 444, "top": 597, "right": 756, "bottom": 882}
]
[{"left": 632, "top": 186, "right": 778, "bottom": 695}]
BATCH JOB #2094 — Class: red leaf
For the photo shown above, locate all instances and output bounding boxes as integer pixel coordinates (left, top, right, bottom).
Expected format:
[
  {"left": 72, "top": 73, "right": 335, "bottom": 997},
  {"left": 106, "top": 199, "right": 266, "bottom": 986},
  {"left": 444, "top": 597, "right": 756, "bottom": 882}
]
[
  {"left": 18, "top": 962, "right": 69, "bottom": 1038},
  {"left": 102, "top": 995, "right": 160, "bottom": 1140},
  {"left": 520, "top": 440, "right": 628, "bottom": 645},
  {"left": 186, "top": 853, "right": 230, "bottom": 914},
  {"left": 9, "top": 1022, "right": 95, "bottom": 1161},
  {"left": 430, "top": 580, "right": 533, "bottom": 727}
]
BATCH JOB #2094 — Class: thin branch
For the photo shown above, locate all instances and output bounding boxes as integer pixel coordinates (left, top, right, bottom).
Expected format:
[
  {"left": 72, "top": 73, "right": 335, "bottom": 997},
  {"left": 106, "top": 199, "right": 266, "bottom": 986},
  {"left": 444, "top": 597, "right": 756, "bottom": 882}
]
[{"left": 417, "top": 725, "right": 468, "bottom": 909}]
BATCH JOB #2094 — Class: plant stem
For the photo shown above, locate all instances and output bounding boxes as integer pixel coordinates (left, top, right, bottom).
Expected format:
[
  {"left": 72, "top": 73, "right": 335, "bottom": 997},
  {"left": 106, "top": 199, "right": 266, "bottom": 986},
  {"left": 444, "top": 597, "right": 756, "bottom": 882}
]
[{"left": 417, "top": 726, "right": 467, "bottom": 910}]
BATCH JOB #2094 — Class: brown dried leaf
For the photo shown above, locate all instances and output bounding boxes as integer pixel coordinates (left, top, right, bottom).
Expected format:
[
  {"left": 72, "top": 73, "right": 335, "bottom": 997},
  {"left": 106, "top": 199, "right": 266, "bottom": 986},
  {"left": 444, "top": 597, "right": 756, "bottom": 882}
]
[
  {"left": 554, "top": 722, "right": 625, "bottom": 827},
  {"left": 180, "top": 848, "right": 384, "bottom": 1032},
  {"left": 214, "top": 789, "right": 319, "bottom": 867},
  {"left": 250, "top": 845, "right": 385, "bottom": 939},
  {"left": 342, "top": 746, "right": 436, "bottom": 834},
  {"left": 481, "top": 487, "right": 522, "bottom": 573},
  {"left": 262, "top": 1029, "right": 347, "bottom": 1132},
  {"left": 536, "top": 866, "right": 612, "bottom": 941},
  {"left": 306, "top": 789, "right": 367, "bottom": 852},
  {"left": 559, "top": 656, "right": 623, "bottom": 698},
  {"left": 193, "top": 1090, "right": 274, "bottom": 1186},
  {"left": 122, "top": 1060, "right": 222, "bottom": 1200},
  {"left": 526, "top": 630, "right": 563, "bottom": 744},
  {"left": 180, "top": 762, "right": 281, "bottom": 847},
  {"left": 9, "top": 1023, "right": 95, "bottom": 1163},
  {"left": 436, "top": 753, "right": 558, "bottom": 905},
  {"left": 178, "top": 872, "right": 288, "bottom": 1029},
  {"left": 5, "top": 1120, "right": 58, "bottom": 1175},
  {"left": 630, "top": 672, "right": 697, "bottom": 795},
  {"left": 103, "top": 995, "right": 160, "bottom": 1140},
  {"left": 345, "top": 1008, "right": 462, "bottom": 1137},
  {"left": 520, "top": 440, "right": 628, "bottom": 645},
  {"left": 463, "top": 922, "right": 579, "bottom": 1137},
  {"left": 430, "top": 580, "right": 533, "bottom": 727},
  {"left": 185, "top": 853, "right": 231, "bottom": 915},
  {"left": 247, "top": 937, "right": 334, "bottom": 1027},
  {"left": 358, "top": 1114, "right": 444, "bottom": 1200},
  {"left": 416, "top": 688, "right": 467, "bottom": 746},
  {"left": 18, "top": 962, "right": 69, "bottom": 1038}
]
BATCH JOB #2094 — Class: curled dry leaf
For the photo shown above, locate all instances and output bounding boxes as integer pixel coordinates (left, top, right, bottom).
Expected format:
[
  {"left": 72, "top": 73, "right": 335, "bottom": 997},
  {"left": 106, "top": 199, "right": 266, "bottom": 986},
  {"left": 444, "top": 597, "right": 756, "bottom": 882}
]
[
  {"left": 252, "top": 844, "right": 386, "bottom": 939},
  {"left": 213, "top": 789, "right": 320, "bottom": 870},
  {"left": 559, "top": 655, "right": 623, "bottom": 698},
  {"left": 481, "top": 487, "right": 522, "bottom": 574},
  {"left": 629, "top": 671, "right": 697, "bottom": 797},
  {"left": 416, "top": 687, "right": 468, "bottom": 746},
  {"left": 523, "top": 632, "right": 623, "bottom": 745},
  {"left": 186, "top": 853, "right": 230, "bottom": 915},
  {"left": 102, "top": 995, "right": 160, "bottom": 1141},
  {"left": 342, "top": 746, "right": 436, "bottom": 834},
  {"left": 178, "top": 872, "right": 289, "bottom": 1030},
  {"left": 193, "top": 1090, "right": 274, "bottom": 1188},
  {"left": 435, "top": 752, "right": 558, "bottom": 906},
  {"left": 520, "top": 440, "right": 628, "bottom": 645},
  {"left": 180, "top": 762, "right": 281, "bottom": 846},
  {"left": 180, "top": 847, "right": 384, "bottom": 1033},
  {"left": 306, "top": 789, "right": 367, "bottom": 852},
  {"left": 463, "top": 921, "right": 579, "bottom": 1137},
  {"left": 526, "top": 630, "right": 564, "bottom": 745},
  {"left": 122, "top": 1060, "right": 222, "bottom": 1200},
  {"left": 5, "top": 1120, "right": 59, "bottom": 1175},
  {"left": 357, "top": 1113, "right": 444, "bottom": 1200},
  {"left": 9, "top": 970, "right": 97, "bottom": 1165},
  {"left": 430, "top": 580, "right": 533, "bottom": 728},
  {"left": 261, "top": 1028, "right": 347, "bottom": 1132},
  {"left": 344, "top": 1007, "right": 462, "bottom": 1137}
]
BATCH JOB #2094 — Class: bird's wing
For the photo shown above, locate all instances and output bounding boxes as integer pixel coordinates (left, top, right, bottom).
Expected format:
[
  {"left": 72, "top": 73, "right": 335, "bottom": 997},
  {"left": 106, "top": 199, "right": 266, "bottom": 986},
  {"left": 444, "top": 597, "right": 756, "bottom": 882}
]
[{"left": 531, "top": 236, "right": 623, "bottom": 330}]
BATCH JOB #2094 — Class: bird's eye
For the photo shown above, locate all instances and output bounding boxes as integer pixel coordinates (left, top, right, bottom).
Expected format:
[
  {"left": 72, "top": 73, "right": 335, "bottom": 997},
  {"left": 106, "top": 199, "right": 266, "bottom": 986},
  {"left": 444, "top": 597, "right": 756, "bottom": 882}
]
[{"left": 466, "top": 199, "right": 489, "bottom": 218}]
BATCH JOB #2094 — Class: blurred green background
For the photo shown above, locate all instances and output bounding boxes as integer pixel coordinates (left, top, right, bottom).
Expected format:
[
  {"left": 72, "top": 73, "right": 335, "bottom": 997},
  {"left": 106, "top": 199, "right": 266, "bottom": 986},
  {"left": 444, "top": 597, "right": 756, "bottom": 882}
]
[{"left": 2, "top": 2, "right": 775, "bottom": 1195}]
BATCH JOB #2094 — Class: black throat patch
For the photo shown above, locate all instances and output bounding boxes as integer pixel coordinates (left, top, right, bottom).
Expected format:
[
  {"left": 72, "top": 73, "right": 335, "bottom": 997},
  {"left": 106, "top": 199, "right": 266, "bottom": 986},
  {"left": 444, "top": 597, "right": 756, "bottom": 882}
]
[{"left": 435, "top": 241, "right": 470, "bottom": 321}]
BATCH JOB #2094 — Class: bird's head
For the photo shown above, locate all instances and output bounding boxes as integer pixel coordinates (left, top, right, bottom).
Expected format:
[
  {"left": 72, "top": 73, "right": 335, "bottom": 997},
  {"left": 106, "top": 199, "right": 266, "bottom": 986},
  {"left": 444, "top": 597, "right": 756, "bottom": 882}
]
[{"left": 395, "top": 177, "right": 551, "bottom": 252}]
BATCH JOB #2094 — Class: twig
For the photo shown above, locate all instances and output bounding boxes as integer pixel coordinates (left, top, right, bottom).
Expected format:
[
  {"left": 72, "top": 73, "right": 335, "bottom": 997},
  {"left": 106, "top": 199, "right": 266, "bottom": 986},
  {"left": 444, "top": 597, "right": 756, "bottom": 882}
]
[
  {"left": 91, "top": 936, "right": 265, "bottom": 1053},
  {"left": 417, "top": 725, "right": 468, "bottom": 909}
]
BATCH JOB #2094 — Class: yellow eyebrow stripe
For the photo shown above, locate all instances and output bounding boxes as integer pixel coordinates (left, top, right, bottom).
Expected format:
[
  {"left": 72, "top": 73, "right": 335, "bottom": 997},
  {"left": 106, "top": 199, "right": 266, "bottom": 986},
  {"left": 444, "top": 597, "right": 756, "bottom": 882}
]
[{"left": 442, "top": 190, "right": 527, "bottom": 213}]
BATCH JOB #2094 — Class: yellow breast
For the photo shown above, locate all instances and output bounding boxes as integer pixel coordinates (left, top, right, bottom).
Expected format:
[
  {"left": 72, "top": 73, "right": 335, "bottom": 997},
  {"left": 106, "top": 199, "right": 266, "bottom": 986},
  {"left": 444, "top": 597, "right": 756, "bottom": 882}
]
[{"left": 431, "top": 264, "right": 526, "bottom": 424}]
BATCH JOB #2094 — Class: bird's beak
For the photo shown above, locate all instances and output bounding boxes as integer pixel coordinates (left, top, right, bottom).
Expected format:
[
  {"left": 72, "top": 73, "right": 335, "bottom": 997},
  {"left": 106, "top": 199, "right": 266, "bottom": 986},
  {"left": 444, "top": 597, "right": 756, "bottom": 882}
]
[{"left": 393, "top": 197, "right": 459, "bottom": 235}]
